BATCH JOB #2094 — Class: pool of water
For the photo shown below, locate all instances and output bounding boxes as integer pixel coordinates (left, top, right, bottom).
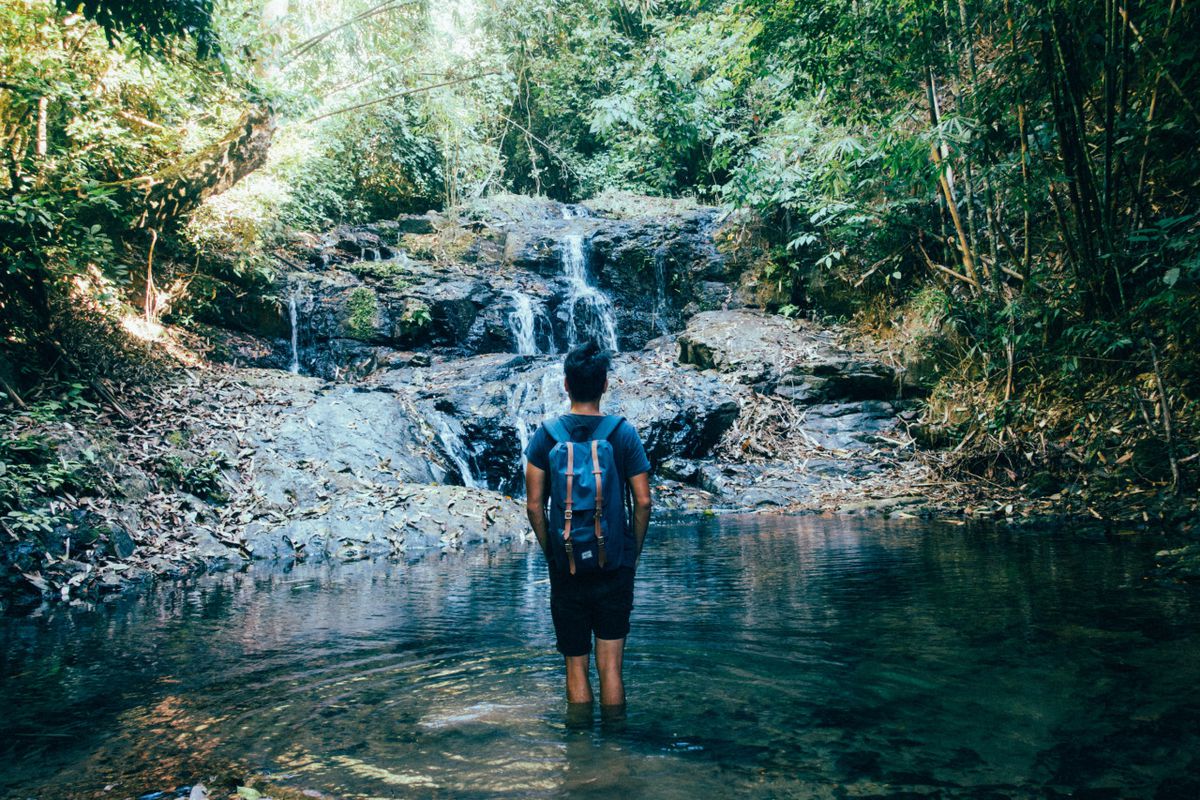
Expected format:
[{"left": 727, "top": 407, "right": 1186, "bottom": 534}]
[{"left": 2, "top": 514, "right": 1198, "bottom": 799}]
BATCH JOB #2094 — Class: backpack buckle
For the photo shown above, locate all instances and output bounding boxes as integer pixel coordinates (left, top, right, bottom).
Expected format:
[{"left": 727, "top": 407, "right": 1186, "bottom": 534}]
[{"left": 564, "top": 509, "right": 573, "bottom": 520}]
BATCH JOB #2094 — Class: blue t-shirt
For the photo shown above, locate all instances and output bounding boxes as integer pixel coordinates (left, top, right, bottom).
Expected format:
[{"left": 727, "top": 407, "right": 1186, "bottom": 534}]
[{"left": 524, "top": 414, "right": 651, "bottom": 479}]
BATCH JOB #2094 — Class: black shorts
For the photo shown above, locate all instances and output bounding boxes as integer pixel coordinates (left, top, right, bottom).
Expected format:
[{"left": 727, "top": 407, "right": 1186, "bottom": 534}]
[{"left": 548, "top": 565, "right": 636, "bottom": 657}]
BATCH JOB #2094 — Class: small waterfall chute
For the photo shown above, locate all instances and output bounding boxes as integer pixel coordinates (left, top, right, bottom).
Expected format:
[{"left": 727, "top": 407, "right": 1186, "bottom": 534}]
[
  {"left": 652, "top": 247, "right": 669, "bottom": 335},
  {"left": 560, "top": 234, "right": 619, "bottom": 352},
  {"left": 506, "top": 365, "right": 569, "bottom": 494},
  {"left": 286, "top": 290, "right": 303, "bottom": 374},
  {"left": 436, "top": 419, "right": 478, "bottom": 489},
  {"left": 507, "top": 291, "right": 540, "bottom": 355},
  {"left": 507, "top": 290, "right": 555, "bottom": 355}
]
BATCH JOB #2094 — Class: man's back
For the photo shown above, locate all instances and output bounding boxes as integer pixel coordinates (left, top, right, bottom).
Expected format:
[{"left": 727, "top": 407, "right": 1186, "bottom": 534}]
[{"left": 523, "top": 341, "right": 652, "bottom": 714}]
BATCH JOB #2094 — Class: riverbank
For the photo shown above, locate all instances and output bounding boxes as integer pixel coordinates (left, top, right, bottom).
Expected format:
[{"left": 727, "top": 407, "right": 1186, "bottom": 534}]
[
  {"left": 4, "top": 193, "right": 1197, "bottom": 611},
  {"left": 4, "top": 340, "right": 1194, "bottom": 613}
]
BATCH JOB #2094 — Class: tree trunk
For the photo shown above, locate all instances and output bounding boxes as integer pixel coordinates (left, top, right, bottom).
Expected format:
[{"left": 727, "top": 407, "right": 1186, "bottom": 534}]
[{"left": 129, "top": 105, "right": 275, "bottom": 231}]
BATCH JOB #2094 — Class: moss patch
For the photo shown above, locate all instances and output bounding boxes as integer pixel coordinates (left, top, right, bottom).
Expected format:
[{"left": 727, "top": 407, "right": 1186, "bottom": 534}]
[{"left": 345, "top": 287, "right": 380, "bottom": 339}]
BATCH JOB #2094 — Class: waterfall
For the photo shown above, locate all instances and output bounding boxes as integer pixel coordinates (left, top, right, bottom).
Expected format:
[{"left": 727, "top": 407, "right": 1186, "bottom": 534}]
[
  {"left": 287, "top": 292, "right": 301, "bottom": 374},
  {"left": 507, "top": 291, "right": 540, "bottom": 355},
  {"left": 436, "top": 420, "right": 477, "bottom": 488},
  {"left": 652, "top": 248, "right": 669, "bottom": 335},
  {"left": 507, "top": 290, "right": 554, "bottom": 355},
  {"left": 561, "top": 204, "right": 590, "bottom": 219},
  {"left": 508, "top": 381, "right": 535, "bottom": 470},
  {"left": 560, "top": 234, "right": 619, "bottom": 351},
  {"left": 507, "top": 366, "right": 569, "bottom": 494}
]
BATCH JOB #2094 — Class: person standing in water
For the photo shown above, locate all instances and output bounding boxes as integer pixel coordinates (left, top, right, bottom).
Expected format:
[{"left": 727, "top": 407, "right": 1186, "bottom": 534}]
[{"left": 524, "top": 341, "right": 652, "bottom": 718}]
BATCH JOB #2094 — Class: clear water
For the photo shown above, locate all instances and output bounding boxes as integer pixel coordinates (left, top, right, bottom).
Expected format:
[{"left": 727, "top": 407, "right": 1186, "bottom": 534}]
[{"left": 2, "top": 515, "right": 1198, "bottom": 799}]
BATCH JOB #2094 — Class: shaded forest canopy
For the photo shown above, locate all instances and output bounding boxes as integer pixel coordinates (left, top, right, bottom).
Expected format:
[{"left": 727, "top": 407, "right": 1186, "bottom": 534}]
[{"left": 1, "top": 0, "right": 1198, "bottom": 521}]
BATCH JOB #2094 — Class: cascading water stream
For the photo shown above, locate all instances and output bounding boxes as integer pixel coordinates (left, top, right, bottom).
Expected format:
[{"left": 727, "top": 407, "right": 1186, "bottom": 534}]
[
  {"left": 652, "top": 247, "right": 669, "bottom": 335},
  {"left": 287, "top": 292, "right": 302, "bottom": 374},
  {"left": 507, "top": 291, "right": 541, "bottom": 355},
  {"left": 506, "top": 364, "right": 569, "bottom": 493},
  {"left": 436, "top": 420, "right": 477, "bottom": 489},
  {"left": 560, "top": 234, "right": 619, "bottom": 351}
]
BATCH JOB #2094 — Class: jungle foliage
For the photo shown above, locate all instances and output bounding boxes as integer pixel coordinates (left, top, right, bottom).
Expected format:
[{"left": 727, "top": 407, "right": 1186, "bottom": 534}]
[
  {"left": 488, "top": 0, "right": 1200, "bottom": 493},
  {"left": 1, "top": 0, "right": 1198, "bottom": 496}
]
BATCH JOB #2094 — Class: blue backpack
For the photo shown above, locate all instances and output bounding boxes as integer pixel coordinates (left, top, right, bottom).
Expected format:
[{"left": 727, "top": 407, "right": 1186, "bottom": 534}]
[{"left": 545, "top": 415, "right": 628, "bottom": 575}]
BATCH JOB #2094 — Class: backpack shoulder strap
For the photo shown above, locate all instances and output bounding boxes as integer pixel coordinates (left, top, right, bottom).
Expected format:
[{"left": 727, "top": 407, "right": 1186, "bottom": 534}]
[
  {"left": 591, "top": 414, "right": 624, "bottom": 442},
  {"left": 544, "top": 416, "right": 571, "bottom": 444}
]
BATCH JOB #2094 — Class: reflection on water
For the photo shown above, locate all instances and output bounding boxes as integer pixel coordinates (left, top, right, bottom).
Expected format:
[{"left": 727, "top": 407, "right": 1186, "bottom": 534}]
[{"left": 2, "top": 515, "right": 1199, "bottom": 798}]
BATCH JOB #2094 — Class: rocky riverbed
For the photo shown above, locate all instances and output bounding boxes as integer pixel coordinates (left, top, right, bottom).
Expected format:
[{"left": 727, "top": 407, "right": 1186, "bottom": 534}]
[{"left": 2, "top": 193, "right": 973, "bottom": 608}]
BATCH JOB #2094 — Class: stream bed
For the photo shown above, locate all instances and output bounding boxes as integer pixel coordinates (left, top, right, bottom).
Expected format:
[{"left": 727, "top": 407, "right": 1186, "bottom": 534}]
[{"left": 2, "top": 514, "right": 1198, "bottom": 799}]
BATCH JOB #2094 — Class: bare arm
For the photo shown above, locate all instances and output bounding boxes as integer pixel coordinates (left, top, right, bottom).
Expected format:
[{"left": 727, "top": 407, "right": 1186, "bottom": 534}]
[
  {"left": 525, "top": 462, "right": 550, "bottom": 557},
  {"left": 628, "top": 471, "right": 651, "bottom": 563}
]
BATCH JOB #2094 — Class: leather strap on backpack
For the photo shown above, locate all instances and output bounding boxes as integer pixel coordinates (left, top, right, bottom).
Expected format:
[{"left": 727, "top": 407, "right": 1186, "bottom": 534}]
[
  {"left": 563, "top": 441, "right": 576, "bottom": 575},
  {"left": 591, "top": 438, "right": 607, "bottom": 569}
]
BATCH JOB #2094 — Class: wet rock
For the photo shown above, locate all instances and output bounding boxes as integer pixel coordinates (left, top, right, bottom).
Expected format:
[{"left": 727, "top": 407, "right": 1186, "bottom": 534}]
[
  {"left": 657, "top": 457, "right": 703, "bottom": 484},
  {"left": 504, "top": 229, "right": 563, "bottom": 276},
  {"left": 105, "top": 526, "right": 137, "bottom": 559},
  {"left": 249, "top": 378, "right": 437, "bottom": 507},
  {"left": 588, "top": 208, "right": 727, "bottom": 346},
  {"left": 198, "top": 290, "right": 289, "bottom": 340},
  {"left": 376, "top": 346, "right": 741, "bottom": 494},
  {"left": 426, "top": 280, "right": 491, "bottom": 346}
]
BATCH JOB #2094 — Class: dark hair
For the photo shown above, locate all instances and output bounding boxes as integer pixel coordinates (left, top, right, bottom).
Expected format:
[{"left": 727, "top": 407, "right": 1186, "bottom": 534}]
[{"left": 563, "top": 340, "right": 611, "bottom": 402}]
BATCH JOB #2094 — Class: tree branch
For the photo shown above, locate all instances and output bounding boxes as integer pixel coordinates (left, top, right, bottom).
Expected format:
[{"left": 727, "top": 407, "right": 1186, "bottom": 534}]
[
  {"left": 304, "top": 72, "right": 498, "bottom": 124},
  {"left": 283, "top": 0, "right": 419, "bottom": 65}
]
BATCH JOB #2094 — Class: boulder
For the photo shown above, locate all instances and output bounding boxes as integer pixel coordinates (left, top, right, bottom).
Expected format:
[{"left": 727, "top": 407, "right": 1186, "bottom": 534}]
[
  {"left": 395, "top": 212, "right": 439, "bottom": 234},
  {"left": 678, "top": 310, "right": 901, "bottom": 402},
  {"left": 105, "top": 526, "right": 137, "bottom": 559}
]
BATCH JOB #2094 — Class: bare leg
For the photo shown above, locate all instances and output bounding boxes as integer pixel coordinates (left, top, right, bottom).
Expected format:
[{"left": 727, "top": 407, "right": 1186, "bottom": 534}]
[
  {"left": 564, "top": 654, "right": 593, "bottom": 704},
  {"left": 594, "top": 636, "right": 626, "bottom": 708}
]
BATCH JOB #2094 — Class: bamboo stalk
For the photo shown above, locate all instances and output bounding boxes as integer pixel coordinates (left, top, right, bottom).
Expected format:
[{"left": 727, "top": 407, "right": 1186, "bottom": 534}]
[
  {"left": 1143, "top": 326, "right": 1180, "bottom": 493},
  {"left": 1131, "top": 0, "right": 1178, "bottom": 226},
  {"left": 919, "top": 241, "right": 979, "bottom": 289},
  {"left": 143, "top": 228, "right": 158, "bottom": 323},
  {"left": 35, "top": 96, "right": 47, "bottom": 157},
  {"left": 931, "top": 143, "right": 980, "bottom": 289},
  {"left": 1118, "top": 5, "right": 1200, "bottom": 130}
]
